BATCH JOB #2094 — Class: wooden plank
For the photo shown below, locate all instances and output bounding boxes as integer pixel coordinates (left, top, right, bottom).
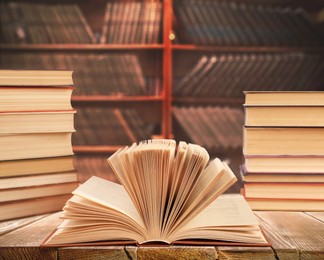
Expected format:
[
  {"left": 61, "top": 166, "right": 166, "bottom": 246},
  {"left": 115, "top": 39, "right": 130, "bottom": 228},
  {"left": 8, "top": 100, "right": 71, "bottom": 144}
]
[
  {"left": 216, "top": 246, "right": 275, "bottom": 260},
  {"left": 171, "top": 44, "right": 324, "bottom": 53},
  {"left": 305, "top": 212, "right": 324, "bottom": 223},
  {"left": 172, "top": 97, "right": 244, "bottom": 106},
  {"left": 58, "top": 246, "right": 136, "bottom": 260},
  {"left": 73, "top": 145, "right": 122, "bottom": 154},
  {"left": 0, "top": 214, "right": 50, "bottom": 236},
  {"left": 0, "top": 247, "right": 56, "bottom": 260},
  {"left": 0, "top": 212, "right": 62, "bottom": 259},
  {"left": 255, "top": 211, "right": 324, "bottom": 260},
  {"left": 0, "top": 212, "right": 62, "bottom": 246},
  {"left": 72, "top": 95, "right": 163, "bottom": 102},
  {"left": 0, "top": 44, "right": 165, "bottom": 51},
  {"left": 137, "top": 246, "right": 217, "bottom": 260}
]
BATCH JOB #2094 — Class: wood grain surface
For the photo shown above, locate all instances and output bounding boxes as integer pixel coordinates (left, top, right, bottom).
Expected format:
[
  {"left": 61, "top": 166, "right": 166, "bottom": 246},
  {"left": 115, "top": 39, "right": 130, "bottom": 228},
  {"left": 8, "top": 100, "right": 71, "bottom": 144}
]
[{"left": 0, "top": 211, "right": 323, "bottom": 259}]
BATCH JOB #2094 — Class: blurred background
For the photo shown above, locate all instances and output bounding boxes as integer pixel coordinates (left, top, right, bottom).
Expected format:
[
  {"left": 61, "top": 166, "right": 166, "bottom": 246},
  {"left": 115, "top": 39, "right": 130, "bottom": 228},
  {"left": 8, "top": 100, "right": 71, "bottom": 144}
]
[{"left": 1, "top": 0, "right": 323, "bottom": 193}]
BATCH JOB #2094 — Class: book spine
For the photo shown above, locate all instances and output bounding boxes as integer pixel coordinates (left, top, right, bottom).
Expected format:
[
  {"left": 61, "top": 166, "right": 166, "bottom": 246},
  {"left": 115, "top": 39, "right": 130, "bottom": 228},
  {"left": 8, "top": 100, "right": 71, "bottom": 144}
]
[
  {"left": 128, "top": 2, "right": 142, "bottom": 44},
  {"left": 174, "top": 55, "right": 208, "bottom": 96},
  {"left": 113, "top": 108, "right": 137, "bottom": 143},
  {"left": 137, "top": 1, "right": 149, "bottom": 43},
  {"left": 190, "top": 56, "right": 217, "bottom": 96},
  {"left": 151, "top": 1, "right": 162, "bottom": 44},
  {"left": 73, "top": 4, "right": 95, "bottom": 43},
  {"left": 145, "top": 1, "right": 157, "bottom": 44},
  {"left": 122, "top": 2, "right": 136, "bottom": 44},
  {"left": 100, "top": 2, "right": 113, "bottom": 43}
]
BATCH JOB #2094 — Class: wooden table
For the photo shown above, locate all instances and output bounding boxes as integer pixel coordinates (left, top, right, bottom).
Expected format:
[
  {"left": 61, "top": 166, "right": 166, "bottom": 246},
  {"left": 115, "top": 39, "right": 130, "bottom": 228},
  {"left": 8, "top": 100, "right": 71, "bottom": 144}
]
[{"left": 0, "top": 211, "right": 323, "bottom": 259}]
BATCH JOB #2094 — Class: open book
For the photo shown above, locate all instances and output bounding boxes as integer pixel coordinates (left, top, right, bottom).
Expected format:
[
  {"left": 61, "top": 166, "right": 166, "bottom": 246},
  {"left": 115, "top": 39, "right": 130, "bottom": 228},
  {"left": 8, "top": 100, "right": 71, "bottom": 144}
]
[{"left": 44, "top": 140, "right": 267, "bottom": 246}]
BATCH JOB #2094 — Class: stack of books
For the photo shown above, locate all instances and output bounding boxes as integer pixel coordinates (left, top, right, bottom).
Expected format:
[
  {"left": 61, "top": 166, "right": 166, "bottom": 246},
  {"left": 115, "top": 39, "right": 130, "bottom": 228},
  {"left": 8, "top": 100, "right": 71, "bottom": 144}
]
[
  {"left": 242, "top": 91, "right": 324, "bottom": 211},
  {"left": 0, "top": 70, "right": 79, "bottom": 221}
]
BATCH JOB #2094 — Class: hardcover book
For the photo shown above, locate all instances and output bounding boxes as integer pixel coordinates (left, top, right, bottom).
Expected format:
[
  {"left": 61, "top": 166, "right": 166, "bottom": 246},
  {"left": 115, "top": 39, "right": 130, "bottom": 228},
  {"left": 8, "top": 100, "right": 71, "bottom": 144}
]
[
  {"left": 243, "top": 127, "right": 324, "bottom": 156},
  {"left": 243, "top": 155, "right": 324, "bottom": 173}
]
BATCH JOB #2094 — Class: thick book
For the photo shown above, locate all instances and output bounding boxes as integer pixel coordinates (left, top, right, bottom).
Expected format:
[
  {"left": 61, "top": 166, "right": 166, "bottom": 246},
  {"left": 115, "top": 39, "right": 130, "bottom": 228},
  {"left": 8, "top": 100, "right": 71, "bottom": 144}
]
[
  {"left": 243, "top": 182, "right": 324, "bottom": 200},
  {"left": 0, "top": 182, "right": 79, "bottom": 203},
  {"left": 0, "top": 70, "right": 73, "bottom": 86},
  {"left": 0, "top": 194, "right": 73, "bottom": 221},
  {"left": 0, "top": 172, "right": 78, "bottom": 190},
  {"left": 243, "top": 127, "right": 324, "bottom": 156},
  {"left": 240, "top": 164, "right": 324, "bottom": 183},
  {"left": 0, "top": 87, "right": 74, "bottom": 112},
  {"left": 245, "top": 197, "right": 324, "bottom": 211},
  {"left": 0, "top": 132, "right": 74, "bottom": 161},
  {"left": 0, "top": 111, "right": 76, "bottom": 133},
  {"left": 242, "top": 172, "right": 324, "bottom": 184},
  {"left": 43, "top": 140, "right": 268, "bottom": 246},
  {"left": 243, "top": 155, "right": 324, "bottom": 173},
  {"left": 0, "top": 70, "right": 74, "bottom": 112},
  {"left": 0, "top": 156, "right": 75, "bottom": 178},
  {"left": 244, "top": 91, "right": 324, "bottom": 106},
  {"left": 244, "top": 106, "right": 324, "bottom": 127}
]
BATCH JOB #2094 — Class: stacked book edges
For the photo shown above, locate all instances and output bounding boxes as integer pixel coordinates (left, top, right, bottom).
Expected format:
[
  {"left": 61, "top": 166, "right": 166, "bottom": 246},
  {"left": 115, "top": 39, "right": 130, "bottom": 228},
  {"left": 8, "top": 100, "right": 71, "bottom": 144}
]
[
  {"left": 0, "top": 70, "right": 79, "bottom": 221},
  {"left": 242, "top": 91, "right": 324, "bottom": 211}
]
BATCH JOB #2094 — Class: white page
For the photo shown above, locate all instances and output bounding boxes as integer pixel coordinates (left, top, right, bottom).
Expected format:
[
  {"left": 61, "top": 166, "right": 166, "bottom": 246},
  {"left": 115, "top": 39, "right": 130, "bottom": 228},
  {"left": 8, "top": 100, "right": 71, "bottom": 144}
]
[{"left": 73, "top": 176, "right": 144, "bottom": 227}]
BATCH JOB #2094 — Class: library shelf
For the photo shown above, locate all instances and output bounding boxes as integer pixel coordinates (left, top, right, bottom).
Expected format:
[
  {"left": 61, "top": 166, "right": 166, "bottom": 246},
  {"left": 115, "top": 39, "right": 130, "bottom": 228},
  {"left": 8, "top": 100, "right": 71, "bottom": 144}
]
[
  {"left": 171, "top": 45, "right": 324, "bottom": 53},
  {"left": 1, "top": 0, "right": 323, "bottom": 158},
  {"left": 0, "top": 44, "right": 165, "bottom": 51},
  {"left": 0, "top": 0, "right": 170, "bottom": 155},
  {"left": 172, "top": 97, "right": 244, "bottom": 106},
  {"left": 72, "top": 96, "right": 164, "bottom": 108},
  {"left": 72, "top": 96, "right": 164, "bottom": 103},
  {"left": 73, "top": 145, "right": 123, "bottom": 154}
]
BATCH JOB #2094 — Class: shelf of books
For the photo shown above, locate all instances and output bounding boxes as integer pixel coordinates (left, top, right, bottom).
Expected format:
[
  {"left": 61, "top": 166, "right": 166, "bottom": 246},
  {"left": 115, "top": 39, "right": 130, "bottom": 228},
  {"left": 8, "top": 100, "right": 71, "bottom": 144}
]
[
  {"left": 0, "top": 0, "right": 170, "bottom": 154},
  {"left": 1, "top": 0, "right": 323, "bottom": 162},
  {"left": 169, "top": 0, "right": 324, "bottom": 180}
]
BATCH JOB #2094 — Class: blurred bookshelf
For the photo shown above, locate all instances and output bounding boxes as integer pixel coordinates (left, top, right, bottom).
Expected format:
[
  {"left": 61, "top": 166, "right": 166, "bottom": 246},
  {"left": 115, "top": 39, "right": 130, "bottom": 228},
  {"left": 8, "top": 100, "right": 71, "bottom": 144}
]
[
  {"left": 1, "top": 0, "right": 324, "bottom": 180},
  {"left": 0, "top": 0, "right": 169, "bottom": 156}
]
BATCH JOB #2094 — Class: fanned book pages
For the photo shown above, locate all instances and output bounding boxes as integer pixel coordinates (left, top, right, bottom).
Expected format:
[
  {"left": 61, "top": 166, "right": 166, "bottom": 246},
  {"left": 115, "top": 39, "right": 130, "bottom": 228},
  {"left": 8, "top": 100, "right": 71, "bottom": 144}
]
[{"left": 44, "top": 140, "right": 268, "bottom": 246}]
